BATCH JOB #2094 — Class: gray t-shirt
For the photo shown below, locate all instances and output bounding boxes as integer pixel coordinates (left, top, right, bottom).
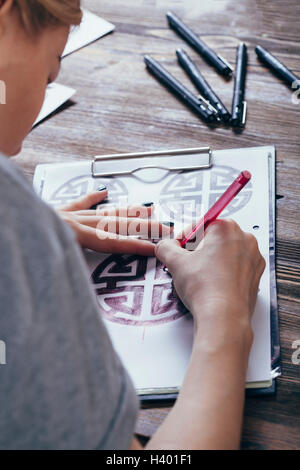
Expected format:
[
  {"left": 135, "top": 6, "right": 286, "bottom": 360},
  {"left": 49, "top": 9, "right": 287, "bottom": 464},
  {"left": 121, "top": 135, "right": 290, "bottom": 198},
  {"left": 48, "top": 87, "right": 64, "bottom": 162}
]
[{"left": 0, "top": 154, "right": 139, "bottom": 450}]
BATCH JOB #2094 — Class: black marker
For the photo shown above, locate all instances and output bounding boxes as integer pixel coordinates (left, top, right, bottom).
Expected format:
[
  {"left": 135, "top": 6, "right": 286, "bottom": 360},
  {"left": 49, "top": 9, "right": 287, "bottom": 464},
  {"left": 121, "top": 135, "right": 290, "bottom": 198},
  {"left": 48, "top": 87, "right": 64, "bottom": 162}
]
[
  {"left": 255, "top": 45, "right": 300, "bottom": 90},
  {"left": 166, "top": 11, "right": 233, "bottom": 78},
  {"left": 231, "top": 43, "right": 247, "bottom": 127},
  {"left": 176, "top": 48, "right": 231, "bottom": 122},
  {"left": 144, "top": 55, "right": 215, "bottom": 123}
]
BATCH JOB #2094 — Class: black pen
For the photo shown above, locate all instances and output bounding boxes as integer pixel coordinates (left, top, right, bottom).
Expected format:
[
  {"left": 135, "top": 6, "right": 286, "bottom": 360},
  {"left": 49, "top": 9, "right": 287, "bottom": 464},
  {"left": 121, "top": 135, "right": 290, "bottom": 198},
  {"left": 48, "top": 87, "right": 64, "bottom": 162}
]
[
  {"left": 144, "top": 55, "right": 215, "bottom": 123},
  {"left": 166, "top": 11, "right": 233, "bottom": 78},
  {"left": 255, "top": 45, "right": 300, "bottom": 90},
  {"left": 231, "top": 43, "right": 247, "bottom": 127},
  {"left": 176, "top": 48, "right": 231, "bottom": 122}
]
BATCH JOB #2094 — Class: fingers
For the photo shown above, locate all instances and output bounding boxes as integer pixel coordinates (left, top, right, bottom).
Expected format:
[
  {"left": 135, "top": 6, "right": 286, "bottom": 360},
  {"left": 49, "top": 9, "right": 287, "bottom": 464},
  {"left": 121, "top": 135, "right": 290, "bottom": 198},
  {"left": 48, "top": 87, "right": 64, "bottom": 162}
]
[
  {"left": 176, "top": 218, "right": 241, "bottom": 247},
  {"left": 62, "top": 205, "right": 154, "bottom": 218},
  {"left": 244, "top": 232, "right": 266, "bottom": 276},
  {"left": 194, "top": 219, "right": 241, "bottom": 250},
  {"left": 204, "top": 218, "right": 241, "bottom": 238},
  {"left": 77, "top": 225, "right": 156, "bottom": 256},
  {"left": 175, "top": 222, "right": 196, "bottom": 242},
  {"left": 76, "top": 216, "right": 173, "bottom": 238},
  {"left": 174, "top": 219, "right": 242, "bottom": 257},
  {"left": 204, "top": 220, "right": 266, "bottom": 283},
  {"left": 155, "top": 239, "right": 185, "bottom": 272},
  {"left": 93, "top": 205, "right": 154, "bottom": 218},
  {"left": 59, "top": 190, "right": 108, "bottom": 211}
]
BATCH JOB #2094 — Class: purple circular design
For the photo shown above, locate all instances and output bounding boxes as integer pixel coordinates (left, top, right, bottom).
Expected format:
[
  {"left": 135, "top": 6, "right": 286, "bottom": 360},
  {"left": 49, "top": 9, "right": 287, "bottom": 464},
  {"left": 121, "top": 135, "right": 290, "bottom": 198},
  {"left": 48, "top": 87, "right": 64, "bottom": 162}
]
[{"left": 92, "top": 254, "right": 188, "bottom": 326}]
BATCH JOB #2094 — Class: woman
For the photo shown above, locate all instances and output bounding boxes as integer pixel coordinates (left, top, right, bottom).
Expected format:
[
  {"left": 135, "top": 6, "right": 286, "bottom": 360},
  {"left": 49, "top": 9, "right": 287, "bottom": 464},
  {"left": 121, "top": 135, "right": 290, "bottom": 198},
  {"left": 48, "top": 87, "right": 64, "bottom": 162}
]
[{"left": 0, "top": 0, "right": 265, "bottom": 450}]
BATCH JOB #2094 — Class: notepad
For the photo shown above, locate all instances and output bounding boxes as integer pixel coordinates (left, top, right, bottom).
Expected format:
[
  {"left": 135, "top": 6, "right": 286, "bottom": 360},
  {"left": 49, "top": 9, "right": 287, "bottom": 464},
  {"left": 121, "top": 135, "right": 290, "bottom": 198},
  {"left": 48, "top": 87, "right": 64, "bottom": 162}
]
[
  {"left": 33, "top": 145, "right": 280, "bottom": 397},
  {"left": 34, "top": 83, "right": 76, "bottom": 127},
  {"left": 62, "top": 9, "right": 115, "bottom": 57}
]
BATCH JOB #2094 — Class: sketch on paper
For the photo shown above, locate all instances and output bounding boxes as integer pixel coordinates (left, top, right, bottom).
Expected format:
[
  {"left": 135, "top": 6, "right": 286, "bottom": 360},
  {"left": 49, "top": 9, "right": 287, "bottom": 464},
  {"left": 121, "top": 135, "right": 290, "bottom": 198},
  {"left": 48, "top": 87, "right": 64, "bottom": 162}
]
[
  {"left": 49, "top": 175, "right": 128, "bottom": 206},
  {"left": 92, "top": 255, "right": 188, "bottom": 326},
  {"left": 33, "top": 147, "right": 274, "bottom": 388},
  {"left": 48, "top": 165, "right": 253, "bottom": 331},
  {"left": 159, "top": 165, "right": 252, "bottom": 223}
]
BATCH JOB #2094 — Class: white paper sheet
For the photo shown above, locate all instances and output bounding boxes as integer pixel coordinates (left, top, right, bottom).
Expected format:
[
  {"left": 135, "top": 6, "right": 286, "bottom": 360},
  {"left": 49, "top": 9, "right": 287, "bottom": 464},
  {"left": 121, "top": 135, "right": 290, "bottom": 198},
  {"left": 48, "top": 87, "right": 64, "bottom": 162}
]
[
  {"left": 34, "top": 10, "right": 114, "bottom": 127},
  {"left": 34, "top": 83, "right": 76, "bottom": 127},
  {"left": 62, "top": 9, "right": 115, "bottom": 57},
  {"left": 33, "top": 146, "right": 273, "bottom": 391}
]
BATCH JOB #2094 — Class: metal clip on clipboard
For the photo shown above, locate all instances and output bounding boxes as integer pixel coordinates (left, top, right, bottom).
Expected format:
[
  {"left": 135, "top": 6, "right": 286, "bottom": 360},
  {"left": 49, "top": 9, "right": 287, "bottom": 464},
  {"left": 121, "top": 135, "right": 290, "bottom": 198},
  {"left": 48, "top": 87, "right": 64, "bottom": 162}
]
[{"left": 91, "top": 146, "right": 212, "bottom": 178}]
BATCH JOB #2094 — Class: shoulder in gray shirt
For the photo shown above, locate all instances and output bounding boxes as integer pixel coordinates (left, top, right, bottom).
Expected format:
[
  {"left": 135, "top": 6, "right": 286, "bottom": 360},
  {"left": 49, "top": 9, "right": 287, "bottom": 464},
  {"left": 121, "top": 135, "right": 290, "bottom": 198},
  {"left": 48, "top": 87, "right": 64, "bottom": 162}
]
[{"left": 0, "top": 154, "right": 139, "bottom": 450}]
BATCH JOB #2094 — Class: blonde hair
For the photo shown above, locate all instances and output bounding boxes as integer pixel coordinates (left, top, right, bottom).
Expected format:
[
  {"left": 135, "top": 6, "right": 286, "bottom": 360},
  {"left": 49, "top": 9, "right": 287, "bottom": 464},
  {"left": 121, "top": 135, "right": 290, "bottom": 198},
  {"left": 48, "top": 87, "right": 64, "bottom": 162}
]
[{"left": 14, "top": 0, "right": 82, "bottom": 33}]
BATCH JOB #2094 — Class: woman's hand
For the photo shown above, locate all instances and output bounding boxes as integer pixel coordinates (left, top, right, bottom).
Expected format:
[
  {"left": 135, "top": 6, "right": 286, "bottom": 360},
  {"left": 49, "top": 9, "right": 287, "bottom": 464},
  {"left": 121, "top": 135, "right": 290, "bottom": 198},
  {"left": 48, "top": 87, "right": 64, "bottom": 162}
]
[
  {"left": 57, "top": 189, "right": 173, "bottom": 256},
  {"left": 150, "top": 219, "right": 265, "bottom": 451},
  {"left": 155, "top": 219, "right": 266, "bottom": 339}
]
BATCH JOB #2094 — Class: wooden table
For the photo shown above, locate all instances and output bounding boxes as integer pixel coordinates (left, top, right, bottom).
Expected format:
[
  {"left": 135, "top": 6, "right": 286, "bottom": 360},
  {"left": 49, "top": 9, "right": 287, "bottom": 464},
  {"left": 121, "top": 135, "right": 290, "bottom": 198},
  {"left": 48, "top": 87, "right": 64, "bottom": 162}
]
[{"left": 15, "top": 0, "right": 300, "bottom": 449}]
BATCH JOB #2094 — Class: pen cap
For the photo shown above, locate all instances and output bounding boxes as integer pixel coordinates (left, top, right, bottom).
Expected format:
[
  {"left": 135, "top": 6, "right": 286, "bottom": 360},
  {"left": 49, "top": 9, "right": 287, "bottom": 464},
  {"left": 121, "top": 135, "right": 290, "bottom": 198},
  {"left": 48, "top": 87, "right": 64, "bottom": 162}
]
[
  {"left": 255, "top": 45, "right": 299, "bottom": 87},
  {"left": 238, "top": 170, "right": 251, "bottom": 185}
]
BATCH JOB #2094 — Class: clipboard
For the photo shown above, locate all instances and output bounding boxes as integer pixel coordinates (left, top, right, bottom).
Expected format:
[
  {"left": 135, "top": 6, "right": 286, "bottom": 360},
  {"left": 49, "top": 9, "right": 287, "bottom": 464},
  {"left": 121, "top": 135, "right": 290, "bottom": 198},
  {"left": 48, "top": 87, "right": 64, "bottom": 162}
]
[
  {"left": 139, "top": 147, "right": 280, "bottom": 404},
  {"left": 91, "top": 147, "right": 212, "bottom": 178},
  {"left": 33, "top": 145, "right": 280, "bottom": 403}
]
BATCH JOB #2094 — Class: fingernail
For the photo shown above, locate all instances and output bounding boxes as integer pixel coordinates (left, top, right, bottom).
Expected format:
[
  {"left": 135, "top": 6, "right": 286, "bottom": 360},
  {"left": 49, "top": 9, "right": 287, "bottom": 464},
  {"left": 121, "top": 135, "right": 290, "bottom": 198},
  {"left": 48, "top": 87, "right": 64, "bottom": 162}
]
[
  {"left": 97, "top": 185, "right": 107, "bottom": 192},
  {"left": 161, "top": 221, "right": 175, "bottom": 227},
  {"left": 142, "top": 202, "right": 154, "bottom": 207}
]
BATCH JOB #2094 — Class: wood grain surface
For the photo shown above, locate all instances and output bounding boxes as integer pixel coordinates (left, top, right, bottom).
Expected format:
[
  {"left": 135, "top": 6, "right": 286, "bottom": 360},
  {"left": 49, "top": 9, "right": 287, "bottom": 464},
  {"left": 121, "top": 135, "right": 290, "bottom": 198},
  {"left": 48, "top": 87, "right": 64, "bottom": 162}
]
[{"left": 14, "top": 0, "right": 300, "bottom": 449}]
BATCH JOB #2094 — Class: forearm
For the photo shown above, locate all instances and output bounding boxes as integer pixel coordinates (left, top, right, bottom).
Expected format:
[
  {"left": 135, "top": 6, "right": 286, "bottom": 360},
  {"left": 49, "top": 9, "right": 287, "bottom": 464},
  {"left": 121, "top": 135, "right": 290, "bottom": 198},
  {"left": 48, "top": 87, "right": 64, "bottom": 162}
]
[{"left": 146, "top": 307, "right": 252, "bottom": 450}]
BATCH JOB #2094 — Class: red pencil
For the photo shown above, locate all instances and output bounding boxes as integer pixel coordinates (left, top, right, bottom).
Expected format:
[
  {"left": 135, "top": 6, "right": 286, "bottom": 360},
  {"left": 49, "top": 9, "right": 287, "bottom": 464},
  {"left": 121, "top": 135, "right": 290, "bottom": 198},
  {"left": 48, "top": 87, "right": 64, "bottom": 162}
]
[{"left": 180, "top": 170, "right": 252, "bottom": 248}]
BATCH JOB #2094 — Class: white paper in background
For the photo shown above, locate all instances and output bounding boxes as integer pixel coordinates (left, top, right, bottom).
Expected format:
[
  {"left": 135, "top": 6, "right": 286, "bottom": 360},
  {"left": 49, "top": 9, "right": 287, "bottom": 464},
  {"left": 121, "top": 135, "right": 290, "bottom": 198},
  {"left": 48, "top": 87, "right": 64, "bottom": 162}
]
[
  {"left": 34, "top": 83, "right": 76, "bottom": 127},
  {"left": 62, "top": 9, "right": 115, "bottom": 57},
  {"left": 34, "top": 10, "right": 114, "bottom": 127},
  {"left": 33, "top": 146, "right": 273, "bottom": 391}
]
